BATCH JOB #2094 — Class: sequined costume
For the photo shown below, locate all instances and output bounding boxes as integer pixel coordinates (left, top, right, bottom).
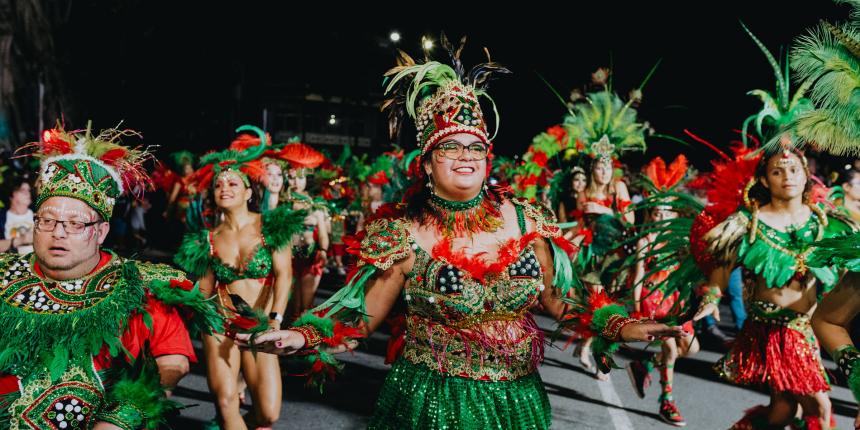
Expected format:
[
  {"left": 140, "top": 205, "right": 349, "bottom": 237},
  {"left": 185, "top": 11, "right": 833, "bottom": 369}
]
[
  {"left": 174, "top": 203, "right": 305, "bottom": 323},
  {"left": 704, "top": 206, "right": 855, "bottom": 394},
  {"left": 286, "top": 193, "right": 327, "bottom": 278},
  {"left": 365, "top": 199, "right": 564, "bottom": 429},
  {"left": 0, "top": 252, "right": 220, "bottom": 430},
  {"left": 283, "top": 35, "right": 592, "bottom": 430},
  {"left": 0, "top": 123, "right": 223, "bottom": 429}
]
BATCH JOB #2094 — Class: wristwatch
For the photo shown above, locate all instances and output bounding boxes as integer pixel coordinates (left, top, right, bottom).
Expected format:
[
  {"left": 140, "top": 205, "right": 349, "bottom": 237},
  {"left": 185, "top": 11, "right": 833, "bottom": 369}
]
[{"left": 268, "top": 312, "right": 284, "bottom": 323}]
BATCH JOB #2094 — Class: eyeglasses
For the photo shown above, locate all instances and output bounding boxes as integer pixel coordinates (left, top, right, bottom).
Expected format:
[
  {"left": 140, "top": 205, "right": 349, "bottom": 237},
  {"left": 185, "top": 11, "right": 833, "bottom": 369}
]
[
  {"left": 34, "top": 216, "right": 101, "bottom": 234},
  {"left": 433, "top": 141, "right": 489, "bottom": 160}
]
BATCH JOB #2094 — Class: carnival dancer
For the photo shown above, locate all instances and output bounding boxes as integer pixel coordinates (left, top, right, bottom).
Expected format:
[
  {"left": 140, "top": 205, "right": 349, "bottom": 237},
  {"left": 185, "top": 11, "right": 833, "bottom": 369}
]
[
  {"left": 775, "top": 3, "right": 860, "bottom": 428},
  {"left": 692, "top": 145, "right": 855, "bottom": 429},
  {"left": 236, "top": 34, "right": 684, "bottom": 430},
  {"left": 174, "top": 126, "right": 305, "bottom": 430},
  {"left": 277, "top": 142, "right": 329, "bottom": 314},
  {"left": 626, "top": 155, "right": 699, "bottom": 427},
  {"left": 0, "top": 122, "right": 222, "bottom": 429},
  {"left": 563, "top": 67, "right": 649, "bottom": 379}
]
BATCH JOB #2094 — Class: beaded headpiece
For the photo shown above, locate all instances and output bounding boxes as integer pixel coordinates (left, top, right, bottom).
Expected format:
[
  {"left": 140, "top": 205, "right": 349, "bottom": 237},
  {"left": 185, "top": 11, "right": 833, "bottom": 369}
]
[
  {"left": 382, "top": 33, "right": 510, "bottom": 161},
  {"left": 21, "top": 121, "right": 153, "bottom": 219}
]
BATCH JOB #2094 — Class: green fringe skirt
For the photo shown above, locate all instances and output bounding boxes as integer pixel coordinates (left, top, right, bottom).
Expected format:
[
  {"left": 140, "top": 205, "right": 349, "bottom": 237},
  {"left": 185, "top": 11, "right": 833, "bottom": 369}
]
[{"left": 368, "top": 358, "right": 551, "bottom": 430}]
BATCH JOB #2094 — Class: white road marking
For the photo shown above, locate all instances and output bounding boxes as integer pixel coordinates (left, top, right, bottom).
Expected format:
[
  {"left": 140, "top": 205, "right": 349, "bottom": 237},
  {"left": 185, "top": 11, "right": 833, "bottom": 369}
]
[{"left": 596, "top": 374, "right": 635, "bottom": 430}]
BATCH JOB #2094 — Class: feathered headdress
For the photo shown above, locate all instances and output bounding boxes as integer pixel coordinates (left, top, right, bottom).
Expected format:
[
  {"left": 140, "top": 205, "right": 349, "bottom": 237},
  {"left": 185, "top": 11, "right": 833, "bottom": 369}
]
[
  {"left": 170, "top": 150, "right": 196, "bottom": 171},
  {"left": 189, "top": 125, "right": 269, "bottom": 191},
  {"left": 513, "top": 125, "right": 570, "bottom": 201},
  {"left": 787, "top": 0, "right": 860, "bottom": 155},
  {"left": 382, "top": 33, "right": 511, "bottom": 161},
  {"left": 21, "top": 121, "right": 153, "bottom": 219},
  {"left": 641, "top": 155, "right": 689, "bottom": 196},
  {"left": 563, "top": 66, "right": 655, "bottom": 164},
  {"left": 269, "top": 142, "right": 325, "bottom": 170},
  {"left": 740, "top": 23, "right": 813, "bottom": 145}
]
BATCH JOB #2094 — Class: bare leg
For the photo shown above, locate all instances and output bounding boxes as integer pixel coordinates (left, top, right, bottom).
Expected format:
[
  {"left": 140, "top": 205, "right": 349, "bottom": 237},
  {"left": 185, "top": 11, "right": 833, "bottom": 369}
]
[
  {"left": 299, "top": 273, "right": 322, "bottom": 312},
  {"left": 203, "top": 334, "right": 246, "bottom": 430},
  {"left": 240, "top": 350, "right": 283, "bottom": 428},
  {"left": 766, "top": 391, "right": 798, "bottom": 428}
]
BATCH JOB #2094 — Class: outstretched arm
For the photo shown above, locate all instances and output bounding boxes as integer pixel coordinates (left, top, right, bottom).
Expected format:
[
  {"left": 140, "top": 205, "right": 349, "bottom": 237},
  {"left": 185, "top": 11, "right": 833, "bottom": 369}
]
[
  {"left": 693, "top": 264, "right": 732, "bottom": 322},
  {"left": 814, "top": 272, "right": 860, "bottom": 354},
  {"left": 813, "top": 272, "right": 860, "bottom": 429}
]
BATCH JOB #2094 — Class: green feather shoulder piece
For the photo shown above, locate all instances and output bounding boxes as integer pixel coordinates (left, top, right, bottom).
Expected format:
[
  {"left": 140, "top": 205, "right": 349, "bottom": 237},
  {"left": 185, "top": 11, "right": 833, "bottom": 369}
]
[
  {"left": 138, "top": 261, "right": 225, "bottom": 337},
  {"left": 261, "top": 205, "right": 308, "bottom": 251},
  {"left": 173, "top": 229, "right": 211, "bottom": 277}
]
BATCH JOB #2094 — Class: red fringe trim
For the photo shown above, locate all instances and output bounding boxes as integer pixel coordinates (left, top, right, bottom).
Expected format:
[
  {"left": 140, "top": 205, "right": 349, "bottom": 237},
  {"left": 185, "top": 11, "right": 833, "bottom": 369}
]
[
  {"left": 718, "top": 320, "right": 829, "bottom": 395},
  {"left": 432, "top": 231, "right": 540, "bottom": 283}
]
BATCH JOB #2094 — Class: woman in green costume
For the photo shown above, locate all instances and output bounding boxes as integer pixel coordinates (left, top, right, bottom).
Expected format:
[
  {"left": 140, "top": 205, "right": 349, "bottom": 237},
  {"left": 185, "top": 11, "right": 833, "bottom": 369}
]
[
  {"left": 238, "top": 35, "right": 684, "bottom": 430},
  {"left": 174, "top": 126, "right": 305, "bottom": 430}
]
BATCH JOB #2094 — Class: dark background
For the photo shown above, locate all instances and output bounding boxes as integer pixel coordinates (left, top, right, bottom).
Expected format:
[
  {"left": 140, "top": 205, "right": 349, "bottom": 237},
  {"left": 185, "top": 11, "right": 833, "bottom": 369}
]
[{"left": 24, "top": 0, "right": 849, "bottom": 168}]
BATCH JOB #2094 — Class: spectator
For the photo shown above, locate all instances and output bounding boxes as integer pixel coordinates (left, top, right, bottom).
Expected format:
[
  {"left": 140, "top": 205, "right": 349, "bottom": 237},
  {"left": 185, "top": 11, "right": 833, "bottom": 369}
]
[{"left": 0, "top": 178, "right": 34, "bottom": 254}]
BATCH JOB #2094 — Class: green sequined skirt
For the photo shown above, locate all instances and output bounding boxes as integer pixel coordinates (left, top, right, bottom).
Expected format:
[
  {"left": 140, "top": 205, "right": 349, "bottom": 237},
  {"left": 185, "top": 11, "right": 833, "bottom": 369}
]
[{"left": 368, "top": 358, "right": 551, "bottom": 430}]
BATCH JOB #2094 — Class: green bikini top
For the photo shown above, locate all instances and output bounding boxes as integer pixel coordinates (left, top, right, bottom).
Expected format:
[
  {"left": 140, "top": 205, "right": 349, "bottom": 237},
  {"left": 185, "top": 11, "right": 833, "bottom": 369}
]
[
  {"left": 209, "top": 232, "right": 272, "bottom": 284},
  {"left": 175, "top": 205, "right": 308, "bottom": 282}
]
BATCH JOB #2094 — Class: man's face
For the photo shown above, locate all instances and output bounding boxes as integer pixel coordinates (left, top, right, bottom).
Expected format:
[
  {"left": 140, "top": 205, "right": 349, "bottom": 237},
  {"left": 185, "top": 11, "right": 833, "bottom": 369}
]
[
  {"left": 33, "top": 197, "right": 108, "bottom": 273},
  {"left": 760, "top": 152, "right": 807, "bottom": 201}
]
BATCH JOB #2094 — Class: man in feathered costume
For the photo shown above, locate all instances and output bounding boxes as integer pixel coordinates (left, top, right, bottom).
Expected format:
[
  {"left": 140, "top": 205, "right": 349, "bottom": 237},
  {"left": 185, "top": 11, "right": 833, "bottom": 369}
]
[{"left": 0, "top": 122, "right": 223, "bottom": 429}]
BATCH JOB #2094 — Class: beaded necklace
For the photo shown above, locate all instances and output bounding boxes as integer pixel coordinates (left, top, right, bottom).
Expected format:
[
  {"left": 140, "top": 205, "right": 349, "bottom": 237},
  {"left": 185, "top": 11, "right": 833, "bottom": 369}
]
[{"left": 427, "top": 190, "right": 503, "bottom": 237}]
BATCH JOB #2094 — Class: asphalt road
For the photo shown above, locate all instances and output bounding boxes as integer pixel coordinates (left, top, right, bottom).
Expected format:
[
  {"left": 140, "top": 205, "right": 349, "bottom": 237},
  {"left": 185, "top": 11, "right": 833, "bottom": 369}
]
[{"left": 163, "top": 281, "right": 858, "bottom": 430}]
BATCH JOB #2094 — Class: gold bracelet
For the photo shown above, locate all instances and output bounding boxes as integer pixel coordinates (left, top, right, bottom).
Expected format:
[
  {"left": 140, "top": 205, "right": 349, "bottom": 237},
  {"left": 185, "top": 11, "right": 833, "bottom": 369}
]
[{"left": 293, "top": 325, "right": 323, "bottom": 348}]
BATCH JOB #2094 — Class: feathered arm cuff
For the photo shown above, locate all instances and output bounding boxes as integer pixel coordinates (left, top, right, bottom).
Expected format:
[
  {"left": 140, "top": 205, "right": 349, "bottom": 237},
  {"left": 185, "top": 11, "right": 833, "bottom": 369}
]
[
  {"left": 561, "top": 290, "right": 639, "bottom": 373},
  {"left": 291, "top": 311, "right": 365, "bottom": 390},
  {"left": 835, "top": 345, "right": 860, "bottom": 402},
  {"left": 95, "top": 348, "right": 179, "bottom": 430}
]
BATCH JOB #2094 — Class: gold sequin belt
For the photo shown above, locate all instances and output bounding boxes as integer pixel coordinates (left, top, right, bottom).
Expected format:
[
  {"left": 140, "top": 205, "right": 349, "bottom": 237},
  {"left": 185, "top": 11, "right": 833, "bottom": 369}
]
[{"left": 402, "top": 312, "right": 543, "bottom": 381}]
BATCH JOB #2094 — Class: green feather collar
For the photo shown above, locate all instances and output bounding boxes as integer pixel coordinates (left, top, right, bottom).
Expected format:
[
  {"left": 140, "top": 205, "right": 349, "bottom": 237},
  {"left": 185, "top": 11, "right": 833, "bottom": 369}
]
[{"left": 0, "top": 252, "right": 146, "bottom": 380}]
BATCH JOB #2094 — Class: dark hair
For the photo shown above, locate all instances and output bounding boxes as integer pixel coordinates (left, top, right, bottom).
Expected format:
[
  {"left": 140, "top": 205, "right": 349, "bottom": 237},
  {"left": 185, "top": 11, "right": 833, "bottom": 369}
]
[
  {"left": 4, "top": 176, "right": 32, "bottom": 205},
  {"left": 208, "top": 176, "right": 261, "bottom": 215},
  {"left": 748, "top": 147, "right": 813, "bottom": 206},
  {"left": 842, "top": 168, "right": 860, "bottom": 186}
]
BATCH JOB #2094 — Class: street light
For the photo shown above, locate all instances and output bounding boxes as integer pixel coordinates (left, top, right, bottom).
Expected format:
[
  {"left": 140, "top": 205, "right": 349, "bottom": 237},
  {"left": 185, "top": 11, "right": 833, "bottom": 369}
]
[
  {"left": 422, "top": 36, "right": 434, "bottom": 51},
  {"left": 328, "top": 114, "right": 337, "bottom": 126},
  {"left": 389, "top": 31, "right": 401, "bottom": 43}
]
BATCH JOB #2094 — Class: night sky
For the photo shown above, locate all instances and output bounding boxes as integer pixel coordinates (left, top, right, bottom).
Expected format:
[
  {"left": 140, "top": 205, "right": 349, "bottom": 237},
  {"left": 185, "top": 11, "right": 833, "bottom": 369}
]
[{"left": 52, "top": 1, "right": 847, "bottom": 170}]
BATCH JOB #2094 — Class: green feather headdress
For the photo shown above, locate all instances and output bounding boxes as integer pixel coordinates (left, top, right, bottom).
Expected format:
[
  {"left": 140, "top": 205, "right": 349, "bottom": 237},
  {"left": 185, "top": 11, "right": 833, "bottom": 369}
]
[
  {"left": 190, "top": 125, "right": 269, "bottom": 190},
  {"left": 20, "top": 120, "right": 154, "bottom": 219},
  {"left": 740, "top": 22, "right": 813, "bottom": 145},
  {"left": 563, "top": 65, "right": 656, "bottom": 163},
  {"left": 382, "top": 33, "right": 511, "bottom": 159}
]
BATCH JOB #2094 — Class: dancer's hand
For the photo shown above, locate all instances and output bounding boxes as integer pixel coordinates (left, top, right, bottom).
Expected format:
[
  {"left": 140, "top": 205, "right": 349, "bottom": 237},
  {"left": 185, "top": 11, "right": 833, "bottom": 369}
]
[
  {"left": 855, "top": 408, "right": 860, "bottom": 430},
  {"left": 234, "top": 330, "right": 305, "bottom": 355},
  {"left": 583, "top": 202, "right": 612, "bottom": 215},
  {"left": 621, "top": 322, "right": 688, "bottom": 342},
  {"left": 693, "top": 302, "right": 720, "bottom": 322}
]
